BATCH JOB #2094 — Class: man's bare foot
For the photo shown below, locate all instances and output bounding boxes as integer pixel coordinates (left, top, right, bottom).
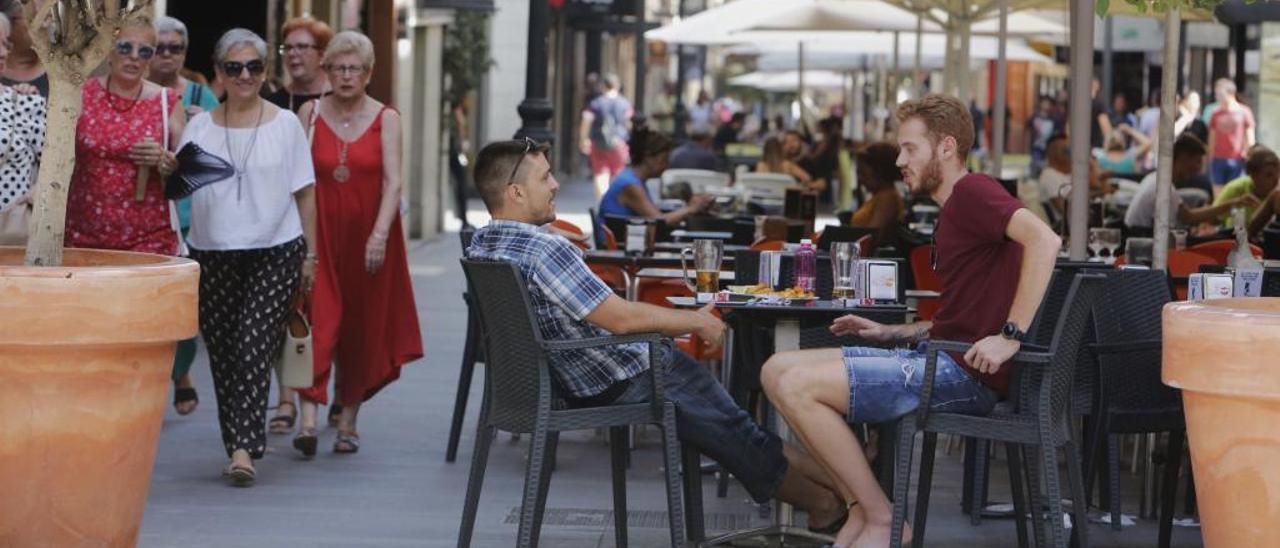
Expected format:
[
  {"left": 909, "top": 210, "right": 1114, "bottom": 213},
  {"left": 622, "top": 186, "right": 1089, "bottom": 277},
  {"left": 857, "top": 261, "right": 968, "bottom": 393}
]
[
  {"left": 830, "top": 503, "right": 867, "bottom": 547},
  {"left": 849, "top": 520, "right": 912, "bottom": 548}
]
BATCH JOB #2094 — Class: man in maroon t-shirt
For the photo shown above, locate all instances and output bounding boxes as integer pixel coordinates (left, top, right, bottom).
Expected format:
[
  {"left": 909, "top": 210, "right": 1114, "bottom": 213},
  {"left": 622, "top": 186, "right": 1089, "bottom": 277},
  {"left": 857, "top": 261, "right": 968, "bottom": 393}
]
[{"left": 761, "top": 94, "right": 1061, "bottom": 548}]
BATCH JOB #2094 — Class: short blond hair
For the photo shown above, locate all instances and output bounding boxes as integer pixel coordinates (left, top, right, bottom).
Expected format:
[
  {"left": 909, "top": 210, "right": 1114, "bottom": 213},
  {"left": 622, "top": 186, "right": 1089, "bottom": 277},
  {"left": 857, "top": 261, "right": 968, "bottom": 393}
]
[
  {"left": 895, "top": 94, "right": 975, "bottom": 158},
  {"left": 322, "top": 31, "right": 375, "bottom": 69}
]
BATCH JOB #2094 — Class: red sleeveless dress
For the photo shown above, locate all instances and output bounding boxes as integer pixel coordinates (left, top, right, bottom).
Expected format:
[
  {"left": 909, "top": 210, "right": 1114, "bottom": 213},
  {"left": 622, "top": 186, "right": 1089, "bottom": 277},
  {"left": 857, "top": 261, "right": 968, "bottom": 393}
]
[
  {"left": 66, "top": 78, "right": 179, "bottom": 254},
  {"left": 300, "top": 106, "right": 423, "bottom": 405}
]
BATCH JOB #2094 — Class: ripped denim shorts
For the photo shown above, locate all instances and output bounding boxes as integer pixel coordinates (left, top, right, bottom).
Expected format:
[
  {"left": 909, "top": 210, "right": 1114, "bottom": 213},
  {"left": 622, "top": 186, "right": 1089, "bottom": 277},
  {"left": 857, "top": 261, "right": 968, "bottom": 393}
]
[{"left": 843, "top": 342, "right": 997, "bottom": 424}]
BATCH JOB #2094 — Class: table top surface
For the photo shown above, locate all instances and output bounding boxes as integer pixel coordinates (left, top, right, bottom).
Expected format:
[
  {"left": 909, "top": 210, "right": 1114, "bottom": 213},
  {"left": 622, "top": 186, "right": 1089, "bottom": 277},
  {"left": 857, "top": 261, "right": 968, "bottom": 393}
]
[
  {"left": 667, "top": 296, "right": 911, "bottom": 314},
  {"left": 583, "top": 250, "right": 737, "bottom": 268},
  {"left": 637, "top": 268, "right": 737, "bottom": 281}
]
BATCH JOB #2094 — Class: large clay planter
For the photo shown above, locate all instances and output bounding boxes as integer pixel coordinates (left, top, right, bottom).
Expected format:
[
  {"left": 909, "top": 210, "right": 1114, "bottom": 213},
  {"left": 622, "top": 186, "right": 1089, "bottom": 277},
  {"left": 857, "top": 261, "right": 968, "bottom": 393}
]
[
  {"left": 0, "top": 247, "right": 198, "bottom": 547},
  {"left": 1164, "top": 297, "right": 1280, "bottom": 548}
]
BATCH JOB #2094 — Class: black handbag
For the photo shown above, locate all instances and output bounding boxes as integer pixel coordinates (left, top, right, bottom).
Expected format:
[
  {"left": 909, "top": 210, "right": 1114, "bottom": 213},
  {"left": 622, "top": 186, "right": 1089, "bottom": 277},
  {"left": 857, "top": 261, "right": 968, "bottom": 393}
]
[{"left": 165, "top": 142, "right": 235, "bottom": 200}]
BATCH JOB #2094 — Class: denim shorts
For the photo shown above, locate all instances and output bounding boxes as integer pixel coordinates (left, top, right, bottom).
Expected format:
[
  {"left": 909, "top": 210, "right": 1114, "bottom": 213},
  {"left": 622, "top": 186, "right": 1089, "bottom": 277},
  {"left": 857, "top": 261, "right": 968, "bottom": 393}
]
[
  {"left": 1211, "top": 157, "right": 1245, "bottom": 186},
  {"left": 607, "top": 348, "right": 787, "bottom": 504},
  {"left": 843, "top": 343, "right": 997, "bottom": 424}
]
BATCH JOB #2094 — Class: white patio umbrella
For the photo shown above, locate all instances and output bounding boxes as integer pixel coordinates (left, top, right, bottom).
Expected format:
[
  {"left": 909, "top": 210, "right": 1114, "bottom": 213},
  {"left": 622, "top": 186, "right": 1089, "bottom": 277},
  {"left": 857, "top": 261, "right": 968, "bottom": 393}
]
[
  {"left": 728, "top": 70, "right": 848, "bottom": 92},
  {"left": 740, "top": 33, "right": 1052, "bottom": 71},
  {"left": 646, "top": 0, "right": 935, "bottom": 46}
]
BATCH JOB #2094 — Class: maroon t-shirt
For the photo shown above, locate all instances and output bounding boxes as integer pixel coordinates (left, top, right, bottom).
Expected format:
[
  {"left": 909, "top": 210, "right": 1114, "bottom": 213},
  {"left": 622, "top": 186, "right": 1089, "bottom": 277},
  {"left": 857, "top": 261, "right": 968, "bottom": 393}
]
[{"left": 929, "top": 173, "right": 1025, "bottom": 395}]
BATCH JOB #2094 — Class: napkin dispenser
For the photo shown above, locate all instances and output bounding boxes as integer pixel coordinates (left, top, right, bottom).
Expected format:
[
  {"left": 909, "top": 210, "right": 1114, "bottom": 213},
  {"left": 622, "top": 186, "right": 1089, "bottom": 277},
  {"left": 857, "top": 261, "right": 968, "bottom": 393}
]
[
  {"left": 1188, "top": 273, "right": 1233, "bottom": 300},
  {"left": 855, "top": 259, "right": 899, "bottom": 303}
]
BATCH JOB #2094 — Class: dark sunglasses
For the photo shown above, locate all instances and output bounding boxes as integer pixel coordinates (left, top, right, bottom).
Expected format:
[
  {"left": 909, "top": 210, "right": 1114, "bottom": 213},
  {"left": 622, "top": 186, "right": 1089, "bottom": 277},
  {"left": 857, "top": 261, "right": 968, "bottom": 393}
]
[
  {"left": 115, "top": 41, "right": 155, "bottom": 60},
  {"left": 155, "top": 43, "right": 186, "bottom": 56},
  {"left": 505, "top": 137, "right": 537, "bottom": 186},
  {"left": 221, "top": 60, "right": 266, "bottom": 77}
]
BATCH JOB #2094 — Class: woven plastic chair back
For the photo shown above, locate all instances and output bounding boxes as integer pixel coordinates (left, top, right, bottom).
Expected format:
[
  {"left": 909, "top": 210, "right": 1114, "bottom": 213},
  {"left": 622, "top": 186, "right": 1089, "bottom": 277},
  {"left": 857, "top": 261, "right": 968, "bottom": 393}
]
[
  {"left": 1093, "top": 269, "right": 1181, "bottom": 425},
  {"left": 460, "top": 227, "right": 475, "bottom": 251},
  {"left": 1038, "top": 272, "right": 1106, "bottom": 429},
  {"left": 460, "top": 260, "right": 552, "bottom": 433}
]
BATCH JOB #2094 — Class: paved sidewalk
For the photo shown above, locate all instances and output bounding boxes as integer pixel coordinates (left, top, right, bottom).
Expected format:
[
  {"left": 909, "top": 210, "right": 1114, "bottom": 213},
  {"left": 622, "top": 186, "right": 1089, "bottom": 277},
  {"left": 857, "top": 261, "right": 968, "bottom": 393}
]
[{"left": 138, "top": 177, "right": 1202, "bottom": 547}]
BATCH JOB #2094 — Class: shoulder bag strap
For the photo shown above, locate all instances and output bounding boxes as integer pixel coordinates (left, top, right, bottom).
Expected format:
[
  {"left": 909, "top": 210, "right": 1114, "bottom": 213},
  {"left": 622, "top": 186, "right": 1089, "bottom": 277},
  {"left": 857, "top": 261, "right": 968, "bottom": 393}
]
[
  {"left": 307, "top": 99, "right": 320, "bottom": 145},
  {"left": 161, "top": 87, "right": 170, "bottom": 150}
]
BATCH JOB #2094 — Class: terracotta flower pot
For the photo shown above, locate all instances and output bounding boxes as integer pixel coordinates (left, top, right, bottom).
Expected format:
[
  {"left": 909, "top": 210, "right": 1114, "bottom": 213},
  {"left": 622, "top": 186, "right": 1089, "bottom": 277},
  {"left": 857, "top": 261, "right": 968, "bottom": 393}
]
[
  {"left": 1164, "top": 297, "right": 1280, "bottom": 548},
  {"left": 0, "top": 247, "right": 198, "bottom": 547}
]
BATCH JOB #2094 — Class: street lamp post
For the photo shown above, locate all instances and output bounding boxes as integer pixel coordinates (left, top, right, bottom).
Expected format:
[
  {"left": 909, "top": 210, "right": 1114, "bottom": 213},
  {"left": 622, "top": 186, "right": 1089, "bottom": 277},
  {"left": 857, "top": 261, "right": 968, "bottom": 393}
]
[{"left": 516, "top": 0, "right": 554, "bottom": 143}]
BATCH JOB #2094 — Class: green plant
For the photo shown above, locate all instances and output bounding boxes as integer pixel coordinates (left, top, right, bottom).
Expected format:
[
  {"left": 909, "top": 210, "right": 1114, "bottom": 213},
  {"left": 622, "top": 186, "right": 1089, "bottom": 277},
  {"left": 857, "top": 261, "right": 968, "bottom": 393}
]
[
  {"left": 1096, "top": 0, "right": 1250, "bottom": 17},
  {"left": 443, "top": 11, "right": 494, "bottom": 107}
]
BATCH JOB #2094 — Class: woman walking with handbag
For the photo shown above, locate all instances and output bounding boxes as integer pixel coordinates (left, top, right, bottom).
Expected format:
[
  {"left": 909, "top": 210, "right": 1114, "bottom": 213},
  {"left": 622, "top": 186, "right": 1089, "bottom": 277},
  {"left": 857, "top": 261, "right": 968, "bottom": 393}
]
[
  {"left": 62, "top": 18, "right": 192, "bottom": 413},
  {"left": 292, "top": 31, "right": 422, "bottom": 456},
  {"left": 179, "top": 29, "right": 317, "bottom": 486}
]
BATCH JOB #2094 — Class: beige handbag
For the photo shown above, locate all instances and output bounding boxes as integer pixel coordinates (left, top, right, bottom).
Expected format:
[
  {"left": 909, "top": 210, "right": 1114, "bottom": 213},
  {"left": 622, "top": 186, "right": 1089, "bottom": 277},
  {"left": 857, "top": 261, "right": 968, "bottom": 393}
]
[
  {"left": 0, "top": 204, "right": 30, "bottom": 246},
  {"left": 277, "top": 309, "right": 314, "bottom": 389}
]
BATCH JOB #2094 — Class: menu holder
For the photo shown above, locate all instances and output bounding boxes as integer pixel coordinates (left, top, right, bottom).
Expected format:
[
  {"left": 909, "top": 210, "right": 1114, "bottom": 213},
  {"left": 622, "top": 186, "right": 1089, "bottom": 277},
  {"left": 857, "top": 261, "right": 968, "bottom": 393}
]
[{"left": 784, "top": 188, "right": 817, "bottom": 236}]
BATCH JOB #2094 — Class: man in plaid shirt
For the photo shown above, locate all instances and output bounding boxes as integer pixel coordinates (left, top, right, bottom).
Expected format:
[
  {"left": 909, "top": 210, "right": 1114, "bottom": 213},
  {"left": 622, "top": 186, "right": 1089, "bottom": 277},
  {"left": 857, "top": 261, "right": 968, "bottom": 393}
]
[{"left": 466, "top": 139, "right": 850, "bottom": 533}]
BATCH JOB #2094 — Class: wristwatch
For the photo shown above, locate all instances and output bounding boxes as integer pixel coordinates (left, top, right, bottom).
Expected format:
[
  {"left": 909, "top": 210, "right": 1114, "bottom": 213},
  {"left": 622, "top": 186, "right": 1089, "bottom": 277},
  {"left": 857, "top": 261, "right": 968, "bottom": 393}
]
[{"left": 1000, "top": 321, "right": 1026, "bottom": 342}]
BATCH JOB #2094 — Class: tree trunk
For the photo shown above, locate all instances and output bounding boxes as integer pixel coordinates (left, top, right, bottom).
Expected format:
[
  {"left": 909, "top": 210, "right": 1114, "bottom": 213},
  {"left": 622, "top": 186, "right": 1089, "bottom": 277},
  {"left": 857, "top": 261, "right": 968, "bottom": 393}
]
[{"left": 24, "top": 76, "right": 82, "bottom": 266}]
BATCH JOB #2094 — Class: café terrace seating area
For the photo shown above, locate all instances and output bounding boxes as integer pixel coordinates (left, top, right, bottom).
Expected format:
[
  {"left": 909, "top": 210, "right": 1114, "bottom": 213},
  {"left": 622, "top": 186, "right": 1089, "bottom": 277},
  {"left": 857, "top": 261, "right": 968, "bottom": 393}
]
[{"left": 433, "top": 170, "right": 1259, "bottom": 547}]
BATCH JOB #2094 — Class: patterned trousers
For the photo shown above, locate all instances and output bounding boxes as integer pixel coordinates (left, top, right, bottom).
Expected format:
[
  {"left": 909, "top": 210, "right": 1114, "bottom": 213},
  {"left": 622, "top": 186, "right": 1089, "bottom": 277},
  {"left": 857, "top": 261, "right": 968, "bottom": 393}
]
[{"left": 190, "top": 238, "right": 305, "bottom": 459}]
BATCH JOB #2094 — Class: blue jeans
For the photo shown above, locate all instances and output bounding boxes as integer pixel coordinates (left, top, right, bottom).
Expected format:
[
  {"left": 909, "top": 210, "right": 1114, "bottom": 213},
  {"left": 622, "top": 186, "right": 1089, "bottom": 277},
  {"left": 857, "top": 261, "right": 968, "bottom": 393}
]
[
  {"left": 843, "top": 343, "right": 997, "bottom": 424},
  {"left": 1211, "top": 158, "right": 1245, "bottom": 186},
  {"left": 604, "top": 349, "right": 788, "bottom": 504}
]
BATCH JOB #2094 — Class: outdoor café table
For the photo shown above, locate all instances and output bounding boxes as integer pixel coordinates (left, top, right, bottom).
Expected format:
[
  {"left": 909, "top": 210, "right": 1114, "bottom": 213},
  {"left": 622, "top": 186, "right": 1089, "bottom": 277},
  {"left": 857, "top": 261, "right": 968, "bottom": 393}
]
[
  {"left": 583, "top": 250, "right": 736, "bottom": 301},
  {"left": 634, "top": 267, "right": 736, "bottom": 285},
  {"left": 669, "top": 229, "right": 734, "bottom": 242},
  {"left": 668, "top": 296, "right": 912, "bottom": 546},
  {"left": 653, "top": 241, "right": 751, "bottom": 254}
]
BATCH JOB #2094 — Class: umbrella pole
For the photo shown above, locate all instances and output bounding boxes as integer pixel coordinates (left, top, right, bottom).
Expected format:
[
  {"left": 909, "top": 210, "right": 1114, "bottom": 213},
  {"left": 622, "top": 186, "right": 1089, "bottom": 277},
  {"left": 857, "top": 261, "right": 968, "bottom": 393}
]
[
  {"left": 1154, "top": 8, "right": 1181, "bottom": 271},
  {"left": 991, "top": 0, "right": 1008, "bottom": 179},
  {"left": 1068, "top": 0, "right": 1095, "bottom": 260},
  {"left": 892, "top": 30, "right": 900, "bottom": 107},
  {"left": 914, "top": 13, "right": 923, "bottom": 95},
  {"left": 799, "top": 42, "right": 808, "bottom": 132}
]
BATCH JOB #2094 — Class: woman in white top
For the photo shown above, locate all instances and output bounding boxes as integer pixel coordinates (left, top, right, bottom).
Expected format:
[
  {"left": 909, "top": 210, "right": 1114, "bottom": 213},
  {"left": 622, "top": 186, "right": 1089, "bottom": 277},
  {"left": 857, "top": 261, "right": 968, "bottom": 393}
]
[
  {"left": 180, "top": 28, "right": 317, "bottom": 487},
  {"left": 0, "top": 11, "right": 46, "bottom": 245}
]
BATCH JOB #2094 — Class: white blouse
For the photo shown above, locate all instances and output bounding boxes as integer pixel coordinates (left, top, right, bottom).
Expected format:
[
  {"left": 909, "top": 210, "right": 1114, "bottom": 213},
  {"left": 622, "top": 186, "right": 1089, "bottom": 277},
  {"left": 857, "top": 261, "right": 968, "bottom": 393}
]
[
  {"left": 0, "top": 88, "right": 46, "bottom": 213},
  {"left": 179, "top": 107, "right": 315, "bottom": 251}
]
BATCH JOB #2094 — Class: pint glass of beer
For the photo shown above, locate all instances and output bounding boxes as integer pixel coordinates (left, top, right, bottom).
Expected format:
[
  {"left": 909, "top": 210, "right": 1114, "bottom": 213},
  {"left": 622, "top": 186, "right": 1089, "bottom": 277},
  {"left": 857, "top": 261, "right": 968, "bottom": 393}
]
[{"left": 681, "top": 239, "right": 724, "bottom": 302}]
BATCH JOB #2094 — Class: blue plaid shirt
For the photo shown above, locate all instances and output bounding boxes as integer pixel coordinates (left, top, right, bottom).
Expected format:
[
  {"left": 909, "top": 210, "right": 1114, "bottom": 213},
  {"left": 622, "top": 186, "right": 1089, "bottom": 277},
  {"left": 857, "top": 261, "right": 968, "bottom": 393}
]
[{"left": 467, "top": 220, "right": 648, "bottom": 398}]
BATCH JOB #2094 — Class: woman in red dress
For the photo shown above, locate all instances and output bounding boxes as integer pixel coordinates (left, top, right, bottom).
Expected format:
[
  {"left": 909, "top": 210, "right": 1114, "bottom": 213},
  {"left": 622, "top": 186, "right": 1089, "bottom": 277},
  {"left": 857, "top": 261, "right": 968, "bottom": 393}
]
[
  {"left": 293, "top": 31, "right": 423, "bottom": 455},
  {"left": 67, "top": 20, "right": 184, "bottom": 255}
]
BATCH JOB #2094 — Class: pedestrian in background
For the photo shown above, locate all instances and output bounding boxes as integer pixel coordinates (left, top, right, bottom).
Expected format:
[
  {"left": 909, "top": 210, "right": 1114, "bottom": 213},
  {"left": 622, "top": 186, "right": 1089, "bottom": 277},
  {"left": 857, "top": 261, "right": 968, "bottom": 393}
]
[
  {"left": 1207, "top": 79, "right": 1256, "bottom": 187},
  {"left": 292, "top": 31, "right": 423, "bottom": 456},
  {"left": 0, "top": 11, "right": 46, "bottom": 246},
  {"left": 0, "top": 0, "right": 46, "bottom": 97},
  {"left": 267, "top": 15, "right": 333, "bottom": 113},
  {"left": 149, "top": 15, "right": 219, "bottom": 417},
  {"left": 580, "top": 73, "right": 632, "bottom": 199},
  {"left": 180, "top": 29, "right": 317, "bottom": 486}
]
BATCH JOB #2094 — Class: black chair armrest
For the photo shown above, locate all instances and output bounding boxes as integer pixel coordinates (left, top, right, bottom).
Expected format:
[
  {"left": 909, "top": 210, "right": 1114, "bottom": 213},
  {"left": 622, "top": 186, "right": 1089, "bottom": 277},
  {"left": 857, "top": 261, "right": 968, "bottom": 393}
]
[
  {"left": 543, "top": 332, "right": 667, "bottom": 351},
  {"left": 1089, "top": 339, "right": 1161, "bottom": 355},
  {"left": 544, "top": 333, "right": 673, "bottom": 414},
  {"left": 913, "top": 339, "right": 1052, "bottom": 424}
]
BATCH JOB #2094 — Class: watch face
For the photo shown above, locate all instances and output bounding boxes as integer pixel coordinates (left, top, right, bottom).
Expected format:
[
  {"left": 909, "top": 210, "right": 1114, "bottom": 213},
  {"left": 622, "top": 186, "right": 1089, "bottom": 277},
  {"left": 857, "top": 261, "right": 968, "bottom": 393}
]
[{"left": 1002, "top": 322, "right": 1020, "bottom": 339}]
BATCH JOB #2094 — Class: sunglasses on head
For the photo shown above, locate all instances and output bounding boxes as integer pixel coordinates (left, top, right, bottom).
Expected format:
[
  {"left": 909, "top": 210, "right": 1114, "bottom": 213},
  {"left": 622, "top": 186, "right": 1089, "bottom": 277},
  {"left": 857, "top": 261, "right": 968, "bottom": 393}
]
[
  {"left": 221, "top": 60, "right": 266, "bottom": 77},
  {"left": 114, "top": 41, "right": 155, "bottom": 60},
  {"left": 505, "top": 137, "right": 538, "bottom": 186},
  {"left": 155, "top": 43, "right": 186, "bottom": 56}
]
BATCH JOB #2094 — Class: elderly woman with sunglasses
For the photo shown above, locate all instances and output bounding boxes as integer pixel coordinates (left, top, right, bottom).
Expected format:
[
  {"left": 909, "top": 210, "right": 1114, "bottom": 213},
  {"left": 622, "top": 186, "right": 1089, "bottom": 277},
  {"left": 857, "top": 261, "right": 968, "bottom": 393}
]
[
  {"left": 66, "top": 17, "right": 185, "bottom": 255},
  {"left": 289, "top": 31, "right": 421, "bottom": 456},
  {"left": 178, "top": 28, "right": 318, "bottom": 486}
]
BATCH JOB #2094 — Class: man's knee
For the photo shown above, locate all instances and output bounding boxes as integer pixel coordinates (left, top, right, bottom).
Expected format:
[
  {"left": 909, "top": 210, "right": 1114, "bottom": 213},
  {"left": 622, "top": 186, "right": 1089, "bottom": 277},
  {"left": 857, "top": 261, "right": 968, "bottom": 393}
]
[{"left": 761, "top": 351, "right": 802, "bottom": 397}]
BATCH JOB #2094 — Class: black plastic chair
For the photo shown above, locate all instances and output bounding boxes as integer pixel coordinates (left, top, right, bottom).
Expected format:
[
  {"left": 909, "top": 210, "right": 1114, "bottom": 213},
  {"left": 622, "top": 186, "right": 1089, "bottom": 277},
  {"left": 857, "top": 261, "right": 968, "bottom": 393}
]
[
  {"left": 456, "top": 260, "right": 697, "bottom": 548},
  {"left": 891, "top": 272, "right": 1105, "bottom": 548},
  {"left": 447, "top": 228, "right": 481, "bottom": 463},
  {"left": 1084, "top": 269, "right": 1185, "bottom": 548}
]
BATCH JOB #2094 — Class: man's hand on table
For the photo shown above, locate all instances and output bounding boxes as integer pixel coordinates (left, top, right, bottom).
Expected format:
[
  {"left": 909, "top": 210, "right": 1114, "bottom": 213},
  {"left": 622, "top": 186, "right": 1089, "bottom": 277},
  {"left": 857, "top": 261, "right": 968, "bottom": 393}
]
[
  {"left": 964, "top": 335, "right": 1020, "bottom": 375},
  {"left": 830, "top": 314, "right": 891, "bottom": 343},
  {"left": 692, "top": 301, "right": 726, "bottom": 353}
]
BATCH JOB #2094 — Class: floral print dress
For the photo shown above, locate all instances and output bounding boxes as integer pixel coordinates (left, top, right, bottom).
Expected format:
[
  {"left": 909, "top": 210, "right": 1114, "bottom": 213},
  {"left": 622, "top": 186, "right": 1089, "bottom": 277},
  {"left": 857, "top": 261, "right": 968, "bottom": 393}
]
[{"left": 66, "top": 78, "right": 178, "bottom": 255}]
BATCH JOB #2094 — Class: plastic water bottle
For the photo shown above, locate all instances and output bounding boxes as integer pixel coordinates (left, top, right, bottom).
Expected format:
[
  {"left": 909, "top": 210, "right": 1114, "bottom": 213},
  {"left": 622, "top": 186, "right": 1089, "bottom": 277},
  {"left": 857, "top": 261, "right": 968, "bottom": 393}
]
[{"left": 794, "top": 239, "right": 816, "bottom": 293}]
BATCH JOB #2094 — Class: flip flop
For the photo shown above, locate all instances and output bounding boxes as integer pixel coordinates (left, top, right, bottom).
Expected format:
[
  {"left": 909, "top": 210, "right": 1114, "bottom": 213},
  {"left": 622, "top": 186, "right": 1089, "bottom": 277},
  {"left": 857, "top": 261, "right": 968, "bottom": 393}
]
[
  {"left": 293, "top": 428, "right": 318, "bottom": 458},
  {"left": 269, "top": 401, "right": 297, "bottom": 434},
  {"left": 334, "top": 431, "right": 360, "bottom": 454},
  {"left": 227, "top": 464, "right": 256, "bottom": 487},
  {"left": 173, "top": 387, "right": 198, "bottom": 416}
]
